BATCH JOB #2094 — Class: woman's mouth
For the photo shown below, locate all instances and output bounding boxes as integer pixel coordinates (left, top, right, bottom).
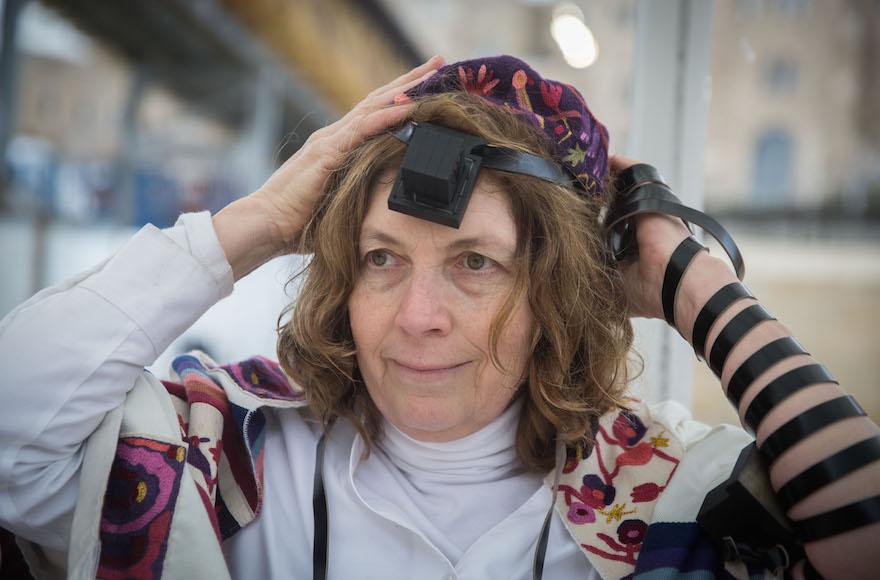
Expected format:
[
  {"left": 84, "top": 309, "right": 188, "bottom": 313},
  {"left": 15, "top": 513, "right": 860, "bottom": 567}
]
[{"left": 390, "top": 359, "right": 469, "bottom": 379}]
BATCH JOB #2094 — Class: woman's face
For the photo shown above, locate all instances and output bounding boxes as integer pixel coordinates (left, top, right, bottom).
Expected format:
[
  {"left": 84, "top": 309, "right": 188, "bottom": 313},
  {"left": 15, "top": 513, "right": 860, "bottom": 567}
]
[{"left": 348, "top": 174, "right": 535, "bottom": 442}]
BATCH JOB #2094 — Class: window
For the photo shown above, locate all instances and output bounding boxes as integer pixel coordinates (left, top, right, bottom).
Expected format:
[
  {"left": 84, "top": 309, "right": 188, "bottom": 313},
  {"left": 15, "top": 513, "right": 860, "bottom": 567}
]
[
  {"left": 764, "top": 58, "right": 799, "bottom": 94},
  {"left": 753, "top": 128, "right": 794, "bottom": 205}
]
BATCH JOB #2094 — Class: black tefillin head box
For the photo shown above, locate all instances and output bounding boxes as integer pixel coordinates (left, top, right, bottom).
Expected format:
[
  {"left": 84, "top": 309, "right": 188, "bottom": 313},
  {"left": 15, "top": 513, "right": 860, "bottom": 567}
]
[{"left": 388, "top": 122, "right": 489, "bottom": 228}]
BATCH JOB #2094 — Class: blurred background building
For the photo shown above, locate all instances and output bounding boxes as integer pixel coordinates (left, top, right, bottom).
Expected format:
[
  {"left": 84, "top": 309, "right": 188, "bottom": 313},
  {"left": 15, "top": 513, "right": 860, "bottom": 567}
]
[{"left": 1, "top": 0, "right": 877, "bottom": 425}]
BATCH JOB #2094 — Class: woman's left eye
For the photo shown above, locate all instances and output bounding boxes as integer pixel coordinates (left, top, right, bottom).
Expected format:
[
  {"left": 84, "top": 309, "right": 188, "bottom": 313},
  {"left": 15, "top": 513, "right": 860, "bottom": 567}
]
[
  {"left": 364, "top": 249, "right": 396, "bottom": 267},
  {"left": 461, "top": 253, "right": 496, "bottom": 271}
]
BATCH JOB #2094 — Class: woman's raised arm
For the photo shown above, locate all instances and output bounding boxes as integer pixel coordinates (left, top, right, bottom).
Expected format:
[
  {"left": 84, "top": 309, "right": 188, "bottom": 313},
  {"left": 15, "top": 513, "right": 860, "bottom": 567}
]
[
  {"left": 613, "top": 154, "right": 880, "bottom": 578},
  {"left": 213, "top": 56, "right": 445, "bottom": 280}
]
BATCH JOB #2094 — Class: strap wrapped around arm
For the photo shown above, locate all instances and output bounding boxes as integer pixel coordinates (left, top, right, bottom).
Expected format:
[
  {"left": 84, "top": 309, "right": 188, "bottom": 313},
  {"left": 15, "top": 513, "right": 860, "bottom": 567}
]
[
  {"left": 692, "top": 282, "right": 753, "bottom": 360},
  {"left": 743, "top": 364, "right": 838, "bottom": 433},
  {"left": 778, "top": 436, "right": 880, "bottom": 510},
  {"left": 792, "top": 495, "right": 880, "bottom": 543},
  {"left": 661, "top": 236, "right": 708, "bottom": 328},
  {"left": 760, "top": 396, "right": 866, "bottom": 465},
  {"left": 708, "top": 304, "right": 775, "bottom": 376},
  {"left": 727, "top": 337, "right": 809, "bottom": 408}
]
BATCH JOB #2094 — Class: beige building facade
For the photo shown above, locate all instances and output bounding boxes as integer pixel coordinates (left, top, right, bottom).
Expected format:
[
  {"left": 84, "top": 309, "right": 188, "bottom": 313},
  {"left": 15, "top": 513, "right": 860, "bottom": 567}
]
[{"left": 704, "top": 0, "right": 879, "bottom": 211}]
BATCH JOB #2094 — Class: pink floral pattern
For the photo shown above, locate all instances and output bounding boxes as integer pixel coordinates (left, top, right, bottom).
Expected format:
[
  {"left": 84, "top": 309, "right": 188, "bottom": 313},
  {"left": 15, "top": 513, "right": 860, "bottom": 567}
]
[
  {"left": 551, "top": 398, "right": 683, "bottom": 579},
  {"left": 459, "top": 64, "right": 499, "bottom": 96}
]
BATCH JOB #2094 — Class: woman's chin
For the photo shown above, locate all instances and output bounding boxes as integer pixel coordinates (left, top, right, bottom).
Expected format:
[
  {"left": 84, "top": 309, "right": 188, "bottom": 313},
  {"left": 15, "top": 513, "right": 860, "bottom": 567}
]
[{"left": 387, "top": 400, "right": 476, "bottom": 442}]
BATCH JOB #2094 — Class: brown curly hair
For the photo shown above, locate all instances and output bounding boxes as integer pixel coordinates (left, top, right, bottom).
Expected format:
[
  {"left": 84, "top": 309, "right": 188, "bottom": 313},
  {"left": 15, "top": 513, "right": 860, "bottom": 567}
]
[{"left": 277, "top": 93, "right": 635, "bottom": 471}]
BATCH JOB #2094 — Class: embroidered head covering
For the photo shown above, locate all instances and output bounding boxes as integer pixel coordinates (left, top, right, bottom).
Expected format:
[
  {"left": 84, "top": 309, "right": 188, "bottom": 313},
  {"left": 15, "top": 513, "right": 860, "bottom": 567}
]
[{"left": 398, "top": 55, "right": 610, "bottom": 195}]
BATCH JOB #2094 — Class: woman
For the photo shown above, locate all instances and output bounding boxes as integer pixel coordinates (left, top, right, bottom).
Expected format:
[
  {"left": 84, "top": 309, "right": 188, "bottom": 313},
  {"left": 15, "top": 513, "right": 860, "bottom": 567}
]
[{"left": 0, "top": 55, "right": 877, "bottom": 579}]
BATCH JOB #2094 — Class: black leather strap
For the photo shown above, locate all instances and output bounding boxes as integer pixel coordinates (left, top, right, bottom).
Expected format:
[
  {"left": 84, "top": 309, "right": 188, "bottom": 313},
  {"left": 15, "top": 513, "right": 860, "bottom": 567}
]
[
  {"left": 614, "top": 163, "right": 666, "bottom": 195},
  {"left": 708, "top": 304, "right": 775, "bottom": 376},
  {"left": 605, "top": 172, "right": 745, "bottom": 280},
  {"left": 393, "top": 123, "right": 579, "bottom": 190},
  {"left": 691, "top": 282, "right": 753, "bottom": 360},
  {"left": 726, "top": 337, "right": 808, "bottom": 408},
  {"left": 778, "top": 436, "right": 880, "bottom": 510},
  {"left": 534, "top": 440, "right": 566, "bottom": 580},
  {"left": 793, "top": 494, "right": 880, "bottom": 543},
  {"left": 760, "top": 396, "right": 866, "bottom": 465},
  {"left": 313, "top": 432, "right": 329, "bottom": 580},
  {"left": 743, "top": 364, "right": 838, "bottom": 432},
  {"left": 532, "top": 502, "right": 553, "bottom": 580},
  {"left": 662, "top": 237, "right": 708, "bottom": 328}
]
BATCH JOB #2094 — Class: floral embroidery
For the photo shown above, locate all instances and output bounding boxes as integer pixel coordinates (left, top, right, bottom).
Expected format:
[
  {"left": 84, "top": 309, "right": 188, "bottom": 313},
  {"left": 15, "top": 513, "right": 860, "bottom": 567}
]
[
  {"left": 630, "top": 482, "right": 663, "bottom": 503},
  {"left": 98, "top": 437, "right": 186, "bottom": 579},
  {"left": 552, "top": 399, "right": 683, "bottom": 579},
  {"left": 562, "top": 144, "right": 588, "bottom": 167},
  {"left": 579, "top": 520, "right": 647, "bottom": 570},
  {"left": 617, "top": 519, "right": 647, "bottom": 545},
  {"left": 540, "top": 80, "right": 581, "bottom": 144},
  {"left": 540, "top": 80, "right": 562, "bottom": 109},
  {"left": 649, "top": 431, "right": 669, "bottom": 448},
  {"left": 580, "top": 174, "right": 600, "bottom": 195},
  {"left": 613, "top": 411, "right": 648, "bottom": 446},
  {"left": 511, "top": 69, "right": 544, "bottom": 128},
  {"left": 581, "top": 474, "right": 616, "bottom": 507},
  {"left": 459, "top": 64, "right": 499, "bottom": 96},
  {"left": 222, "top": 357, "right": 305, "bottom": 402},
  {"left": 598, "top": 503, "right": 637, "bottom": 524},
  {"left": 616, "top": 442, "right": 653, "bottom": 467},
  {"left": 568, "top": 502, "right": 596, "bottom": 524}
]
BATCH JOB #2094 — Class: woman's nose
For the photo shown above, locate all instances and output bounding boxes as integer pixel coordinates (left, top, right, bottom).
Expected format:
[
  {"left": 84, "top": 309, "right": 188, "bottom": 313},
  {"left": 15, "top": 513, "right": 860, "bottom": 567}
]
[{"left": 394, "top": 271, "right": 452, "bottom": 337}]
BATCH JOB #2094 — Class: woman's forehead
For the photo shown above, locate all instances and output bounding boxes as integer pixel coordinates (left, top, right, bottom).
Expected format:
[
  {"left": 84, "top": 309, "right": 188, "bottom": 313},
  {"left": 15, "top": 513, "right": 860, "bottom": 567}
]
[{"left": 362, "top": 173, "right": 517, "bottom": 252}]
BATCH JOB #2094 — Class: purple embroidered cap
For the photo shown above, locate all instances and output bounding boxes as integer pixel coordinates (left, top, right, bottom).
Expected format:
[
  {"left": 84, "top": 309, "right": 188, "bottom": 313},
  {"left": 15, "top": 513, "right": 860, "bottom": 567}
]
[{"left": 398, "top": 55, "right": 610, "bottom": 195}]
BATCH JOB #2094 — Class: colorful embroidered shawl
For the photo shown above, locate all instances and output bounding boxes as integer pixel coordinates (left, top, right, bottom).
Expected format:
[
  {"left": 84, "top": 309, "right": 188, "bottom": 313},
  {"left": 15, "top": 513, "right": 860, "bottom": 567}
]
[{"left": 93, "top": 353, "right": 754, "bottom": 579}]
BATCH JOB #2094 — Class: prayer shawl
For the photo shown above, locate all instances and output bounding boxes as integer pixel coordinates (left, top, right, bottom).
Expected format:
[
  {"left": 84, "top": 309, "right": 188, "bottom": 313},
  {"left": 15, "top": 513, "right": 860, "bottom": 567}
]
[{"left": 18, "top": 352, "right": 765, "bottom": 579}]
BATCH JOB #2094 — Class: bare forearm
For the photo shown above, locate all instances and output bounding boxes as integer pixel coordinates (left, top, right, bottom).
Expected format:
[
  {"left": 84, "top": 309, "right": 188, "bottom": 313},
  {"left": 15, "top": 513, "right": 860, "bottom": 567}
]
[
  {"left": 676, "top": 252, "right": 880, "bottom": 578},
  {"left": 211, "top": 195, "right": 291, "bottom": 281}
]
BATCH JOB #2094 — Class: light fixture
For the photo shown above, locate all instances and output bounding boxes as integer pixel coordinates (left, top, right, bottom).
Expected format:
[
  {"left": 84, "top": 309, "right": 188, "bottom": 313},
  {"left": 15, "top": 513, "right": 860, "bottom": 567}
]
[{"left": 551, "top": 3, "right": 598, "bottom": 69}]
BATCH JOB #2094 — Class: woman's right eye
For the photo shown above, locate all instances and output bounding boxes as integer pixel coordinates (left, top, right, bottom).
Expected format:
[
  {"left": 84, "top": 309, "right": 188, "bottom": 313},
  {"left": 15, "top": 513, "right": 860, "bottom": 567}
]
[{"left": 366, "top": 250, "right": 393, "bottom": 267}]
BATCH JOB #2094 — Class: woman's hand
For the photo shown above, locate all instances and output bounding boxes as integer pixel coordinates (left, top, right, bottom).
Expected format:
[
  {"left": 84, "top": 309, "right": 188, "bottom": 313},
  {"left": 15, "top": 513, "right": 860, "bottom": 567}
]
[
  {"left": 213, "top": 55, "right": 446, "bottom": 280},
  {"left": 610, "top": 154, "right": 694, "bottom": 320}
]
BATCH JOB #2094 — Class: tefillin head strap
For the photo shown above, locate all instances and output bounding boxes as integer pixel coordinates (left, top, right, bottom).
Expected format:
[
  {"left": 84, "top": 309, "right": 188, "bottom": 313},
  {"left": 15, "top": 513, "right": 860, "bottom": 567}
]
[{"left": 388, "top": 122, "right": 581, "bottom": 228}]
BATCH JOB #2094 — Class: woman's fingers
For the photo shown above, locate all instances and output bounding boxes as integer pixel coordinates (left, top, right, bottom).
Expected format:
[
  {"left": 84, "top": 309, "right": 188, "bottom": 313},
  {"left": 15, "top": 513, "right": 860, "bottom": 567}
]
[{"left": 338, "top": 102, "right": 415, "bottom": 154}]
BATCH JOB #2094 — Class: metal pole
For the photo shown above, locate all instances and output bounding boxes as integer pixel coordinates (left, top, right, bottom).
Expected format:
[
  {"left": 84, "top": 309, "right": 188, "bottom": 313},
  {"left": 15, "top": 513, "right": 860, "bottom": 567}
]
[
  {"left": 627, "top": 0, "right": 715, "bottom": 406},
  {"left": 0, "top": 0, "right": 27, "bottom": 193}
]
